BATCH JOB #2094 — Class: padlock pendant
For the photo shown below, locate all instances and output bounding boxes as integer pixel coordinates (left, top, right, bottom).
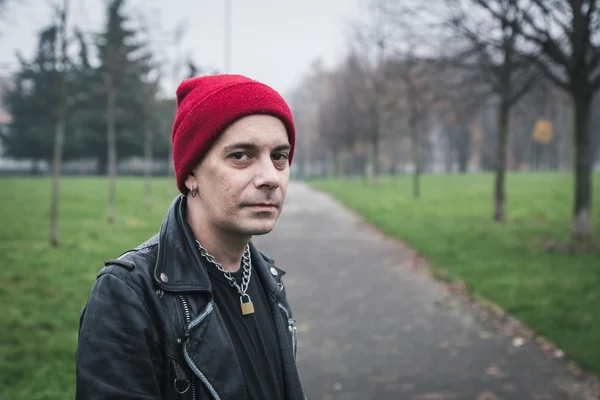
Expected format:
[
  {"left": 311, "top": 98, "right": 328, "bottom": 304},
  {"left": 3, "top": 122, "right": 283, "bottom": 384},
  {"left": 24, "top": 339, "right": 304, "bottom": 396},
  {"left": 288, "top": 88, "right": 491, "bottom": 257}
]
[
  {"left": 241, "top": 301, "right": 255, "bottom": 315},
  {"left": 240, "top": 294, "right": 255, "bottom": 315}
]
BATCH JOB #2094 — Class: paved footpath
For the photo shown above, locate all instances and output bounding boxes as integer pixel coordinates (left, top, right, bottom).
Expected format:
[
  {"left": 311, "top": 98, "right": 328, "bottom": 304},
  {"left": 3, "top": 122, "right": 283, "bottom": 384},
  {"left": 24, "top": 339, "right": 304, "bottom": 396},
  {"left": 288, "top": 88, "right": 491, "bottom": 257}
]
[{"left": 253, "top": 182, "right": 597, "bottom": 400}]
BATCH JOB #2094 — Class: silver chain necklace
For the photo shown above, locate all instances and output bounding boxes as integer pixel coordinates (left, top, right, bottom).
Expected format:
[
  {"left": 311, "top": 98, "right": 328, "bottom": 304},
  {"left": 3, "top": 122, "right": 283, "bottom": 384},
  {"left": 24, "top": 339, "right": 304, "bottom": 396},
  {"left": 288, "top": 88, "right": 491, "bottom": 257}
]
[{"left": 196, "top": 240, "right": 255, "bottom": 315}]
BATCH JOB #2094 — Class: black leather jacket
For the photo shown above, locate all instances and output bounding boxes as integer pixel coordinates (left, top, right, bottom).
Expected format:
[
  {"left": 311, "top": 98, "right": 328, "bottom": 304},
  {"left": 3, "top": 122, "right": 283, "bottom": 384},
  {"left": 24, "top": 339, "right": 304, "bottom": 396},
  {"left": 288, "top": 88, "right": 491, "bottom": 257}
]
[{"left": 75, "top": 195, "right": 305, "bottom": 400}]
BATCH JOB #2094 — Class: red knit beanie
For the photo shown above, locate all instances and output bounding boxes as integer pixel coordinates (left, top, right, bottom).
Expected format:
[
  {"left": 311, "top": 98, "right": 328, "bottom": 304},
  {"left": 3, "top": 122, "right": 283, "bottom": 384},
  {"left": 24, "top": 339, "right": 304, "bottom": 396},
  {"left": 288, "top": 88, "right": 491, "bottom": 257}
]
[{"left": 171, "top": 74, "right": 296, "bottom": 195}]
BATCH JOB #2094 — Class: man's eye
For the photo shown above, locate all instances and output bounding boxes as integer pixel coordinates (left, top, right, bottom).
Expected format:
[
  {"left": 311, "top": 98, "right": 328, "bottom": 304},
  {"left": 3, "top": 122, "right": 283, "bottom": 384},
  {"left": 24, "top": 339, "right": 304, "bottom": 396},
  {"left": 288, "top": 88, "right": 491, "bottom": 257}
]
[
  {"left": 231, "top": 152, "right": 249, "bottom": 160},
  {"left": 272, "top": 153, "right": 288, "bottom": 161}
]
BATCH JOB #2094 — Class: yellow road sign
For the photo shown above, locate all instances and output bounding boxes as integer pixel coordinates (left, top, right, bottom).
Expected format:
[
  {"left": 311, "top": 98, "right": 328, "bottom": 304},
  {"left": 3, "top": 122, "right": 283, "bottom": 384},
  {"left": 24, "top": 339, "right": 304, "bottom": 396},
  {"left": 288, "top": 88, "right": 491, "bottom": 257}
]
[{"left": 533, "top": 119, "right": 553, "bottom": 144}]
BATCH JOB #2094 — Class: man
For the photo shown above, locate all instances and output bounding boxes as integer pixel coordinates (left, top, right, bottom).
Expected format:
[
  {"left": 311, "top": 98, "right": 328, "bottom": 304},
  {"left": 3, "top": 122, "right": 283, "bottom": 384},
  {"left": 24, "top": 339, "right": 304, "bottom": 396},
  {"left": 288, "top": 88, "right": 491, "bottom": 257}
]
[{"left": 75, "top": 74, "right": 305, "bottom": 400}]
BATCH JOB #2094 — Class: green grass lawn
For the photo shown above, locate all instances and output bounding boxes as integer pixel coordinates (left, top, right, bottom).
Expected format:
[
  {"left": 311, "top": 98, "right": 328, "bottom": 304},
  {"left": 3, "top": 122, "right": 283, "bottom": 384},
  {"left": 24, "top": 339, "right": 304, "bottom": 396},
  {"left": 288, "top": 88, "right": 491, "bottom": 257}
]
[
  {"left": 310, "top": 172, "right": 600, "bottom": 374},
  {"left": 0, "top": 177, "right": 178, "bottom": 400},
  {"left": 1, "top": 173, "right": 599, "bottom": 399}
]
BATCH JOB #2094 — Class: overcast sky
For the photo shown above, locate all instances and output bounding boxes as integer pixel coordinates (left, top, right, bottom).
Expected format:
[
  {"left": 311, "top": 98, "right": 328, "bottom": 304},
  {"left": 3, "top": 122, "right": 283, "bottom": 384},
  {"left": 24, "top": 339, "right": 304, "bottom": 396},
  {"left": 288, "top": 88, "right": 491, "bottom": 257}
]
[{"left": 0, "top": 0, "right": 367, "bottom": 98}]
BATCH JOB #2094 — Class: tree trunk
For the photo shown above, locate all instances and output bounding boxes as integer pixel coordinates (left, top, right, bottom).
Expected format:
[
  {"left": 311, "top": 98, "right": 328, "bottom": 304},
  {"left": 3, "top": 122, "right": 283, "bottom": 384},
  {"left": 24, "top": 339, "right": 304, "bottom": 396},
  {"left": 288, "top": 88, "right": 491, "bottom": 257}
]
[
  {"left": 444, "top": 130, "right": 453, "bottom": 173},
  {"left": 50, "top": 103, "right": 66, "bottom": 247},
  {"left": 392, "top": 133, "right": 401, "bottom": 176},
  {"left": 296, "top": 160, "right": 306, "bottom": 180},
  {"left": 50, "top": 0, "right": 69, "bottom": 248},
  {"left": 457, "top": 124, "right": 471, "bottom": 174},
  {"left": 370, "top": 105, "right": 380, "bottom": 186},
  {"left": 371, "top": 136, "right": 380, "bottom": 186},
  {"left": 144, "top": 118, "right": 153, "bottom": 210},
  {"left": 494, "top": 101, "right": 510, "bottom": 222},
  {"left": 411, "top": 115, "right": 420, "bottom": 199},
  {"left": 552, "top": 137, "right": 560, "bottom": 171},
  {"left": 106, "top": 81, "right": 117, "bottom": 224},
  {"left": 533, "top": 142, "right": 541, "bottom": 171},
  {"left": 333, "top": 151, "right": 343, "bottom": 177},
  {"left": 444, "top": 153, "right": 453, "bottom": 174},
  {"left": 30, "top": 160, "right": 42, "bottom": 175},
  {"left": 571, "top": 94, "right": 593, "bottom": 239},
  {"left": 96, "top": 157, "right": 108, "bottom": 175},
  {"left": 413, "top": 137, "right": 420, "bottom": 198},
  {"left": 361, "top": 152, "right": 368, "bottom": 182},
  {"left": 591, "top": 124, "right": 600, "bottom": 168}
]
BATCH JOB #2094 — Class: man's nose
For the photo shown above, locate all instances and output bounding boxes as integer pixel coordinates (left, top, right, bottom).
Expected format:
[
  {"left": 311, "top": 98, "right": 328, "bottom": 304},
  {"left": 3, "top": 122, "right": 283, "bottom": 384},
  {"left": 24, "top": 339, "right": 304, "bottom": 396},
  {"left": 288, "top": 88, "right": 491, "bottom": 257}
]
[{"left": 254, "top": 156, "right": 280, "bottom": 189}]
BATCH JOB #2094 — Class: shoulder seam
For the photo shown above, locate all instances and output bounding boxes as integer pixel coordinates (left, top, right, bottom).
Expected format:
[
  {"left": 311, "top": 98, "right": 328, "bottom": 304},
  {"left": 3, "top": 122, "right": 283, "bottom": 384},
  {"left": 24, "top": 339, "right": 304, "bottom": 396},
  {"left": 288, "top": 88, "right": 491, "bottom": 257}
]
[
  {"left": 100, "top": 271, "right": 155, "bottom": 323},
  {"left": 104, "top": 259, "right": 135, "bottom": 271}
]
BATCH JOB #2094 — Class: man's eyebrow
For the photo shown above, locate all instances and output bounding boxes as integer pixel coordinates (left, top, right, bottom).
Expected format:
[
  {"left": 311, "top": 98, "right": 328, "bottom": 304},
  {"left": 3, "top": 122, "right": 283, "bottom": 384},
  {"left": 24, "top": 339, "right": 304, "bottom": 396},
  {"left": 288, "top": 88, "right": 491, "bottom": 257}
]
[
  {"left": 273, "top": 144, "right": 292, "bottom": 152},
  {"left": 222, "top": 142, "right": 291, "bottom": 152},
  {"left": 222, "top": 142, "right": 257, "bottom": 153}
]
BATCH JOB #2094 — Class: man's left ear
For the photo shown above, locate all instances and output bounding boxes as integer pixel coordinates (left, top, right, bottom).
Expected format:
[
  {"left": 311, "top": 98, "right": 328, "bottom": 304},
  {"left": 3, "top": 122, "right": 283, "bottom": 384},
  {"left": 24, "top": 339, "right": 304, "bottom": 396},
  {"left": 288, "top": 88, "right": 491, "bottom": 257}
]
[{"left": 184, "top": 174, "right": 198, "bottom": 197}]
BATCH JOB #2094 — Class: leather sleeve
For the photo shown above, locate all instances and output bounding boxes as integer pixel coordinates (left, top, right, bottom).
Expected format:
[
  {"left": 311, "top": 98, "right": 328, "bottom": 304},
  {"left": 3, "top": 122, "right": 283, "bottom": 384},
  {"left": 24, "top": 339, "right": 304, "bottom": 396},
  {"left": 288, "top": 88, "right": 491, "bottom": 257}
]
[{"left": 75, "top": 272, "right": 163, "bottom": 400}]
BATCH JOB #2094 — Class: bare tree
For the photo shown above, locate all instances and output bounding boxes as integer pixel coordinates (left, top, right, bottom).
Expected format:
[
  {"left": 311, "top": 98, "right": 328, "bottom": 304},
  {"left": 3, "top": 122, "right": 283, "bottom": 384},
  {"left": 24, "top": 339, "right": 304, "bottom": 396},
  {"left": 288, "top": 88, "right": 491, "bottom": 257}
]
[
  {"left": 167, "top": 19, "right": 188, "bottom": 182},
  {"left": 317, "top": 78, "right": 344, "bottom": 175},
  {"left": 316, "top": 58, "right": 368, "bottom": 177},
  {"left": 590, "top": 94, "right": 600, "bottom": 166},
  {"left": 435, "top": 65, "right": 490, "bottom": 173},
  {"left": 102, "top": 0, "right": 140, "bottom": 223},
  {"left": 135, "top": 9, "right": 164, "bottom": 210},
  {"left": 514, "top": 0, "right": 600, "bottom": 239},
  {"left": 49, "top": 0, "right": 69, "bottom": 247},
  {"left": 348, "top": 0, "right": 397, "bottom": 185},
  {"left": 142, "top": 78, "right": 158, "bottom": 210},
  {"left": 186, "top": 57, "right": 199, "bottom": 79},
  {"left": 405, "top": 60, "right": 424, "bottom": 198},
  {"left": 378, "top": 1, "right": 446, "bottom": 196},
  {"left": 508, "top": 78, "right": 564, "bottom": 171},
  {"left": 105, "top": 78, "right": 117, "bottom": 223},
  {"left": 387, "top": 55, "right": 439, "bottom": 198},
  {"left": 103, "top": 1, "right": 121, "bottom": 224},
  {"left": 444, "top": 0, "right": 539, "bottom": 221},
  {"left": 288, "top": 59, "right": 334, "bottom": 178}
]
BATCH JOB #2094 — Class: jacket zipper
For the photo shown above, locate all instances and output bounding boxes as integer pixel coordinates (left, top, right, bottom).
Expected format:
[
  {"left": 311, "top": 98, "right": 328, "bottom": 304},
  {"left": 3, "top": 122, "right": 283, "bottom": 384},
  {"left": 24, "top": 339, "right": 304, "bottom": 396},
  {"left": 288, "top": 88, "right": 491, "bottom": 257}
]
[
  {"left": 178, "top": 295, "right": 196, "bottom": 400},
  {"left": 292, "top": 319, "right": 298, "bottom": 358},
  {"left": 276, "top": 283, "right": 298, "bottom": 359},
  {"left": 277, "top": 303, "right": 297, "bottom": 360},
  {"left": 179, "top": 295, "right": 220, "bottom": 400}
]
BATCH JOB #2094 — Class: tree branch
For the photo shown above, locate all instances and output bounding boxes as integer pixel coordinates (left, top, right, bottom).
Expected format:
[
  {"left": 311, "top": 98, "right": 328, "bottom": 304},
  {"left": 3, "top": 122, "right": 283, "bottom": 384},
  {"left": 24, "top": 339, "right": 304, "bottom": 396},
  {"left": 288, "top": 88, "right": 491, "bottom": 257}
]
[
  {"left": 528, "top": 53, "right": 570, "bottom": 91},
  {"left": 508, "top": 74, "right": 540, "bottom": 106}
]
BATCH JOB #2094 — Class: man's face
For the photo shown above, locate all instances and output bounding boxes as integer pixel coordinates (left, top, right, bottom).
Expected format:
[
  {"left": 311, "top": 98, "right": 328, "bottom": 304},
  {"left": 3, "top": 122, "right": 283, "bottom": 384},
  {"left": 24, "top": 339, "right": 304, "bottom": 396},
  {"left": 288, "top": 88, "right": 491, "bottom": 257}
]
[{"left": 186, "top": 114, "right": 291, "bottom": 237}]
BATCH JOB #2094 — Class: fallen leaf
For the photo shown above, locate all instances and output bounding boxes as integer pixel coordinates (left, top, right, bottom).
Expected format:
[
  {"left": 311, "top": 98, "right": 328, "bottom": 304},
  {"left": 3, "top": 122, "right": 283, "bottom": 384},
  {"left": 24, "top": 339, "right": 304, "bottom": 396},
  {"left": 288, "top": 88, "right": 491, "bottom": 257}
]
[
  {"left": 485, "top": 364, "right": 505, "bottom": 378},
  {"left": 553, "top": 349, "right": 565, "bottom": 359}
]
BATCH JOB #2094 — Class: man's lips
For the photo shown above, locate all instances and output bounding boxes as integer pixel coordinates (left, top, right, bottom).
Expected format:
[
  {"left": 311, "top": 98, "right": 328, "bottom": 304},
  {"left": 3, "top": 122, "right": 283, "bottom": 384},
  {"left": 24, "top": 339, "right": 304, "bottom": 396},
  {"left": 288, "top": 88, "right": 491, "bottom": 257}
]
[{"left": 242, "top": 203, "right": 279, "bottom": 209}]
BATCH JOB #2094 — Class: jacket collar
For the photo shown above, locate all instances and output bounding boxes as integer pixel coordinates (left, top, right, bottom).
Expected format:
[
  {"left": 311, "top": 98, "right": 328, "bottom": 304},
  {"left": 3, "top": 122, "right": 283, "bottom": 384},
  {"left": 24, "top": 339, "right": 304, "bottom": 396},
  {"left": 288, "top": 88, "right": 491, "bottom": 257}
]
[
  {"left": 153, "top": 195, "right": 286, "bottom": 295},
  {"left": 248, "top": 243, "right": 286, "bottom": 297}
]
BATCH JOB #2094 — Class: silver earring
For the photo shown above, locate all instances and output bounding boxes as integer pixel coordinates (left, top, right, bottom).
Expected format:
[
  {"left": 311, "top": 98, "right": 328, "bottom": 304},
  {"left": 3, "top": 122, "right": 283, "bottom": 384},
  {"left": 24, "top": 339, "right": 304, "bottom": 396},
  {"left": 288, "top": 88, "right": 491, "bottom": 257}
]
[{"left": 190, "top": 186, "right": 198, "bottom": 197}]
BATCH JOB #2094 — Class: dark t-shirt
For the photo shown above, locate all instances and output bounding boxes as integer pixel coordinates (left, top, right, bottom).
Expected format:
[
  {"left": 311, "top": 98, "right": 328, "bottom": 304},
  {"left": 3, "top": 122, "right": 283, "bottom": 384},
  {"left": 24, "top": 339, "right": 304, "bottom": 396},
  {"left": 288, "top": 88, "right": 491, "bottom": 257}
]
[{"left": 206, "top": 259, "right": 285, "bottom": 400}]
